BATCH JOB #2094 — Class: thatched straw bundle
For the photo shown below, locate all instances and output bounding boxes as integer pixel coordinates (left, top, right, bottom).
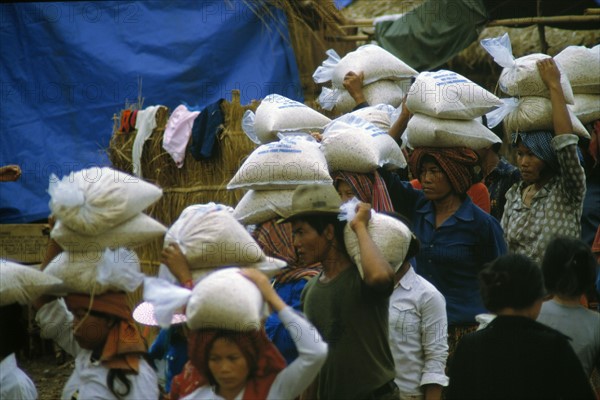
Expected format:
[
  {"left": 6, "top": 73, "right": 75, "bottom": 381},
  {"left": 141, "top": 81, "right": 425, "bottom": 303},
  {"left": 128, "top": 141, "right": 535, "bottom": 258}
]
[{"left": 108, "top": 90, "right": 259, "bottom": 274}]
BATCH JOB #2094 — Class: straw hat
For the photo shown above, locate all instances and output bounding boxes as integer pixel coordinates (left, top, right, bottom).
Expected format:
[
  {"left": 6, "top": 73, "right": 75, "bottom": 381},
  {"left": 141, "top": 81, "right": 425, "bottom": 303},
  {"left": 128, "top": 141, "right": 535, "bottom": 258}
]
[{"left": 278, "top": 184, "right": 341, "bottom": 223}]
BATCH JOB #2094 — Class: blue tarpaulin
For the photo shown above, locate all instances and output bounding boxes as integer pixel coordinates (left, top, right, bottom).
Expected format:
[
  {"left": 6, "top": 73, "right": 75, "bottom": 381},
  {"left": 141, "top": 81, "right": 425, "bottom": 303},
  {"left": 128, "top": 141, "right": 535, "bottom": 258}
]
[{"left": 0, "top": 1, "right": 302, "bottom": 223}]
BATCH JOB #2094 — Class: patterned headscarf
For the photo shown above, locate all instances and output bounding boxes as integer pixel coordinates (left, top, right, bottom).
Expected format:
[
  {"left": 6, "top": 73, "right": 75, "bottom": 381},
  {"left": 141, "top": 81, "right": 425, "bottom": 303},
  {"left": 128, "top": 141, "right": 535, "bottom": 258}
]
[
  {"left": 511, "top": 131, "right": 560, "bottom": 172},
  {"left": 332, "top": 170, "right": 394, "bottom": 213},
  {"left": 409, "top": 147, "right": 479, "bottom": 194}
]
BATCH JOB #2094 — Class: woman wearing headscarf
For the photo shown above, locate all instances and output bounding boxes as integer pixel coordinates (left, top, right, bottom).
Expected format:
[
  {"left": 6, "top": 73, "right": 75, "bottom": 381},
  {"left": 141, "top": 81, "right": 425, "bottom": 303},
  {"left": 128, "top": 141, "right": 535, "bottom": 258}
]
[
  {"left": 379, "top": 146, "right": 507, "bottom": 354},
  {"left": 501, "top": 58, "right": 586, "bottom": 264},
  {"left": 166, "top": 268, "right": 328, "bottom": 400},
  {"left": 33, "top": 225, "right": 159, "bottom": 400},
  {"left": 34, "top": 290, "right": 159, "bottom": 400}
]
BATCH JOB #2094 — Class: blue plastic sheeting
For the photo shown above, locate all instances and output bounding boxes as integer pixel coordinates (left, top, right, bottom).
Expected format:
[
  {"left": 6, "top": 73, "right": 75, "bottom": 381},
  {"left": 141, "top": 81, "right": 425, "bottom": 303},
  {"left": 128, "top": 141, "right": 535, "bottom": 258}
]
[
  {"left": 334, "top": 0, "right": 354, "bottom": 9},
  {"left": 0, "top": 1, "right": 302, "bottom": 223}
]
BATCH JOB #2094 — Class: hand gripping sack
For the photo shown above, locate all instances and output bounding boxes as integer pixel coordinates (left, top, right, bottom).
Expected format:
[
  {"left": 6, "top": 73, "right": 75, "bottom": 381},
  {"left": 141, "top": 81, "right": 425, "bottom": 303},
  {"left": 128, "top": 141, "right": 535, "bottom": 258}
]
[
  {"left": 340, "top": 200, "right": 412, "bottom": 278},
  {"left": 318, "top": 80, "right": 406, "bottom": 114},
  {"left": 321, "top": 114, "right": 406, "bottom": 173},
  {"left": 186, "top": 268, "right": 265, "bottom": 331},
  {"left": 313, "top": 45, "right": 418, "bottom": 88},
  {"left": 48, "top": 167, "right": 163, "bottom": 235},
  {"left": 227, "top": 136, "right": 333, "bottom": 190},
  {"left": 1, "top": 259, "right": 62, "bottom": 306},
  {"left": 164, "top": 204, "right": 266, "bottom": 269},
  {"left": 554, "top": 45, "right": 600, "bottom": 94},
  {"left": 51, "top": 213, "right": 167, "bottom": 250},
  {"left": 233, "top": 189, "right": 295, "bottom": 226},
  {"left": 480, "top": 33, "right": 575, "bottom": 103},
  {"left": 242, "top": 94, "right": 331, "bottom": 144},
  {"left": 406, "top": 113, "right": 502, "bottom": 150},
  {"left": 406, "top": 70, "right": 503, "bottom": 120}
]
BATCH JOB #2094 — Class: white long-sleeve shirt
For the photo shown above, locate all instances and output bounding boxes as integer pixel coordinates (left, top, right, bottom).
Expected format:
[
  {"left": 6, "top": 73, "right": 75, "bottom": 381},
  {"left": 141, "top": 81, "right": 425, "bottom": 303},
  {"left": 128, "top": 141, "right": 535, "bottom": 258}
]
[
  {"left": 182, "top": 306, "right": 327, "bottom": 400},
  {"left": 36, "top": 299, "right": 159, "bottom": 400},
  {"left": 389, "top": 267, "right": 449, "bottom": 399},
  {"left": 0, "top": 353, "right": 38, "bottom": 400}
]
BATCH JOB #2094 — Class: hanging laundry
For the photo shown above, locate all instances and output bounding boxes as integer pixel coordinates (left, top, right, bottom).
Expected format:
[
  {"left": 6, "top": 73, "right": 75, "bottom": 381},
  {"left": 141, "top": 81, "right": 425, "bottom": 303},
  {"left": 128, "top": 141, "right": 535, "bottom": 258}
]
[
  {"left": 163, "top": 105, "right": 200, "bottom": 168},
  {"left": 132, "top": 105, "right": 162, "bottom": 177},
  {"left": 190, "top": 99, "right": 225, "bottom": 160}
]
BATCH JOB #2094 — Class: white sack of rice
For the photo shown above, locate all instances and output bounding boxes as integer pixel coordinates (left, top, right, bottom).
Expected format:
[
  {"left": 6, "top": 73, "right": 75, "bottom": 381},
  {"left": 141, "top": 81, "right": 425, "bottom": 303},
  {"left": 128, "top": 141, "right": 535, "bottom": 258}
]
[
  {"left": 233, "top": 189, "right": 294, "bottom": 226},
  {"left": 502, "top": 97, "right": 590, "bottom": 138},
  {"left": 43, "top": 247, "right": 141, "bottom": 294},
  {"left": 571, "top": 94, "right": 600, "bottom": 124},
  {"left": 164, "top": 204, "right": 266, "bottom": 269},
  {"left": 349, "top": 104, "right": 397, "bottom": 131},
  {"left": 0, "top": 259, "right": 63, "bottom": 306},
  {"left": 321, "top": 115, "right": 406, "bottom": 173},
  {"left": 555, "top": 45, "right": 600, "bottom": 94},
  {"left": 406, "top": 113, "right": 502, "bottom": 149},
  {"left": 313, "top": 45, "right": 418, "bottom": 88},
  {"left": 186, "top": 267, "right": 265, "bottom": 331},
  {"left": 51, "top": 213, "right": 167, "bottom": 251},
  {"left": 343, "top": 212, "right": 412, "bottom": 278},
  {"left": 242, "top": 94, "right": 331, "bottom": 144},
  {"left": 481, "top": 33, "right": 574, "bottom": 104},
  {"left": 406, "top": 70, "right": 503, "bottom": 120},
  {"left": 319, "top": 80, "right": 406, "bottom": 114},
  {"left": 48, "top": 167, "right": 163, "bottom": 235},
  {"left": 227, "top": 136, "right": 333, "bottom": 190}
]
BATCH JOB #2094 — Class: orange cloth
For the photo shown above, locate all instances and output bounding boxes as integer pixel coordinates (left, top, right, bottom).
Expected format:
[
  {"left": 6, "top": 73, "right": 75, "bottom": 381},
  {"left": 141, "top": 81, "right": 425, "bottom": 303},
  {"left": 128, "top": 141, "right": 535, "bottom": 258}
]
[
  {"left": 65, "top": 292, "right": 147, "bottom": 373},
  {"left": 170, "top": 329, "right": 286, "bottom": 400},
  {"left": 410, "top": 179, "right": 491, "bottom": 213}
]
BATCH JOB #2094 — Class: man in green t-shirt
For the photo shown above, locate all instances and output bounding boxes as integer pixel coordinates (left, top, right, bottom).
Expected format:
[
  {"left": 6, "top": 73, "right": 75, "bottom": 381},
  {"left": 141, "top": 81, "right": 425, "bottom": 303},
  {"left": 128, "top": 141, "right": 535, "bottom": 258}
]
[{"left": 281, "top": 184, "right": 398, "bottom": 400}]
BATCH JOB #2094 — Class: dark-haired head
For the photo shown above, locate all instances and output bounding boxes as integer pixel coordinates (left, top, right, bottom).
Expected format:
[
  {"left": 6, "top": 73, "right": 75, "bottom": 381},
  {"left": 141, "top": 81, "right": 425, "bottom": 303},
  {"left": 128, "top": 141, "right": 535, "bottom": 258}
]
[
  {"left": 542, "top": 236, "right": 597, "bottom": 299},
  {"left": 479, "top": 254, "right": 546, "bottom": 313},
  {"left": 290, "top": 213, "right": 347, "bottom": 255}
]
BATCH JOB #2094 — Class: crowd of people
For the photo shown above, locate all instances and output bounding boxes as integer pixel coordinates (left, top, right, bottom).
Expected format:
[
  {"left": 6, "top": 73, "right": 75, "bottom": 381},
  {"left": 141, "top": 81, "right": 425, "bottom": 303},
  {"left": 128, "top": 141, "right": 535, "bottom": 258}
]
[{"left": 2, "top": 57, "right": 599, "bottom": 400}]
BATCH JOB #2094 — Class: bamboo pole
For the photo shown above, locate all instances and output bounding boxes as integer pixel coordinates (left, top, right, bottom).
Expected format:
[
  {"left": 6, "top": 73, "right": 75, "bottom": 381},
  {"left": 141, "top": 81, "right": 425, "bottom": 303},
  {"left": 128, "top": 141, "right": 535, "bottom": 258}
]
[{"left": 486, "top": 15, "right": 600, "bottom": 27}]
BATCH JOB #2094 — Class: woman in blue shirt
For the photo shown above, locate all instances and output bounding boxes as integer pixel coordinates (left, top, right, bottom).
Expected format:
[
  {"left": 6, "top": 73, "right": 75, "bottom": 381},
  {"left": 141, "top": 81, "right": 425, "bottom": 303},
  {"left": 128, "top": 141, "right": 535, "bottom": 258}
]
[{"left": 380, "top": 147, "right": 507, "bottom": 354}]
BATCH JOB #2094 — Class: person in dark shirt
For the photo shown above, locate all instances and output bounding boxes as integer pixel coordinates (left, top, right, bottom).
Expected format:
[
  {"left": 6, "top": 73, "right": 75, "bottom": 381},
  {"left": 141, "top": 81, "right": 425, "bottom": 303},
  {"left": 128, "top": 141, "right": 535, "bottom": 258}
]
[{"left": 447, "top": 253, "right": 595, "bottom": 400}]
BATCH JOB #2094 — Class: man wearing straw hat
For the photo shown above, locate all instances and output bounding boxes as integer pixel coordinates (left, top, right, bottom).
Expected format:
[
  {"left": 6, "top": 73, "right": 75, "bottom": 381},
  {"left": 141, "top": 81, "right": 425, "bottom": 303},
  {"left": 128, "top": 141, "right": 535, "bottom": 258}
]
[{"left": 281, "top": 184, "right": 398, "bottom": 400}]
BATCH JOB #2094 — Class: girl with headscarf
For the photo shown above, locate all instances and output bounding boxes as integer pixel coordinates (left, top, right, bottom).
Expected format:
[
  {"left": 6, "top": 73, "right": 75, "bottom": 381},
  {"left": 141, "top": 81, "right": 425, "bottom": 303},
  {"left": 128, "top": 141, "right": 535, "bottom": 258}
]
[
  {"left": 379, "top": 146, "right": 507, "bottom": 354},
  {"left": 501, "top": 58, "right": 586, "bottom": 264},
  {"left": 33, "top": 229, "right": 159, "bottom": 400},
  {"left": 165, "top": 268, "right": 328, "bottom": 400}
]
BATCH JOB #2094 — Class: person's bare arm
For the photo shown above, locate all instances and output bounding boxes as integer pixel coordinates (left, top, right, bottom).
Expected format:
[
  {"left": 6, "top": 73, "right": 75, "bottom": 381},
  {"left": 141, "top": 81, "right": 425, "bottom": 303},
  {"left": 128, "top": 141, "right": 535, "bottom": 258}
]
[
  {"left": 388, "top": 95, "right": 411, "bottom": 143},
  {"left": 537, "top": 58, "right": 572, "bottom": 136},
  {"left": 161, "top": 243, "right": 193, "bottom": 286},
  {"left": 350, "top": 202, "right": 394, "bottom": 291}
]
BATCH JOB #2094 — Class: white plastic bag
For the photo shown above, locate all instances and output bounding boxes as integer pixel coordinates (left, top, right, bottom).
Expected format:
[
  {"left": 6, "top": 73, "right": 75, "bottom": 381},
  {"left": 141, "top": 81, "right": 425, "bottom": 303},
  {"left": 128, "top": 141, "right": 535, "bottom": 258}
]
[
  {"left": 406, "top": 70, "right": 503, "bottom": 120},
  {"left": 321, "top": 114, "right": 406, "bottom": 173},
  {"left": 233, "top": 189, "right": 294, "bottom": 226},
  {"left": 0, "top": 259, "right": 63, "bottom": 306},
  {"left": 227, "top": 135, "right": 333, "bottom": 190},
  {"left": 186, "top": 268, "right": 265, "bottom": 331},
  {"left": 349, "top": 104, "right": 397, "bottom": 131},
  {"left": 48, "top": 167, "right": 163, "bottom": 235},
  {"left": 314, "top": 44, "right": 418, "bottom": 88},
  {"left": 481, "top": 33, "right": 575, "bottom": 103},
  {"left": 406, "top": 113, "right": 502, "bottom": 149},
  {"left": 501, "top": 97, "right": 590, "bottom": 138},
  {"left": 143, "top": 277, "right": 192, "bottom": 328},
  {"left": 243, "top": 94, "right": 331, "bottom": 144},
  {"left": 319, "top": 80, "right": 405, "bottom": 114},
  {"left": 339, "top": 199, "right": 412, "bottom": 277},
  {"left": 51, "top": 213, "right": 167, "bottom": 250},
  {"left": 571, "top": 94, "right": 600, "bottom": 124},
  {"left": 164, "top": 204, "right": 266, "bottom": 269},
  {"left": 555, "top": 45, "right": 600, "bottom": 94}
]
